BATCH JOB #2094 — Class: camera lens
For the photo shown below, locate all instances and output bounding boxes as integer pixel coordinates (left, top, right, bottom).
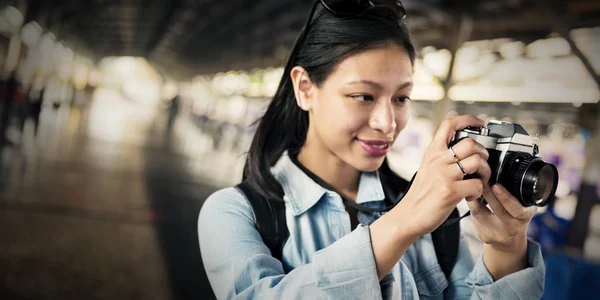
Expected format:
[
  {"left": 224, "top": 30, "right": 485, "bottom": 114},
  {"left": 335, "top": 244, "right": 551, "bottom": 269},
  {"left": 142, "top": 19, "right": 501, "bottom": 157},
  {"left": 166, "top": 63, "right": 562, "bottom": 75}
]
[
  {"left": 498, "top": 153, "right": 559, "bottom": 207},
  {"left": 531, "top": 164, "right": 559, "bottom": 205},
  {"left": 520, "top": 160, "right": 559, "bottom": 207}
]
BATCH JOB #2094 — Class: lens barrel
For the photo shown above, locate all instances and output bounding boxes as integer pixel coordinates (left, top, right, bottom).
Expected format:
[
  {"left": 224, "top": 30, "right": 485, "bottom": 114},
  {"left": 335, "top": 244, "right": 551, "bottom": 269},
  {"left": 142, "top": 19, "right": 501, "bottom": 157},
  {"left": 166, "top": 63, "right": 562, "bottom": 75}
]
[{"left": 498, "top": 153, "right": 559, "bottom": 207}]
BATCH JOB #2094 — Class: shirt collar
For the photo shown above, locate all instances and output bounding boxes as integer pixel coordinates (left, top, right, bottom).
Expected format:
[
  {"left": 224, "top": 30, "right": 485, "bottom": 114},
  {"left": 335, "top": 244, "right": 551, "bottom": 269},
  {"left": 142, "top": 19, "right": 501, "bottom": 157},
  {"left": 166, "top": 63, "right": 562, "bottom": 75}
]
[{"left": 271, "top": 151, "right": 386, "bottom": 216}]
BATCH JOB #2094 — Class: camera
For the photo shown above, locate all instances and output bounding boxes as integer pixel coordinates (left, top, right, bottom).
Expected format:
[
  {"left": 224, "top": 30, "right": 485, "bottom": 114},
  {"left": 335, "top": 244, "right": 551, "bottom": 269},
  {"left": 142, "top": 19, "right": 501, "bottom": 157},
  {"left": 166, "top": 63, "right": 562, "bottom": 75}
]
[{"left": 449, "top": 120, "right": 559, "bottom": 207}]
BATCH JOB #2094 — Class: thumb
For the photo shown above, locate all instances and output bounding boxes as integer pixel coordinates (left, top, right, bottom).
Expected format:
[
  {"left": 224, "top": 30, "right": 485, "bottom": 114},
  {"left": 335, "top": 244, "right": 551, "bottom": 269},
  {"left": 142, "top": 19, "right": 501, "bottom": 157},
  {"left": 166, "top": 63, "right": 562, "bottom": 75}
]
[{"left": 432, "top": 115, "right": 485, "bottom": 150}]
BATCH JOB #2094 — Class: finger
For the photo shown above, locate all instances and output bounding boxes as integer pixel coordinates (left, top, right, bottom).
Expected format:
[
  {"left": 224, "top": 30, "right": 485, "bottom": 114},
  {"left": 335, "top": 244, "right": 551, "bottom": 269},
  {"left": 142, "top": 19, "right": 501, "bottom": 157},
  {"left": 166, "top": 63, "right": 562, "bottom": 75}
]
[
  {"left": 450, "top": 155, "right": 491, "bottom": 183},
  {"left": 481, "top": 186, "right": 514, "bottom": 224},
  {"left": 448, "top": 137, "right": 489, "bottom": 163},
  {"left": 453, "top": 179, "right": 484, "bottom": 200},
  {"left": 432, "top": 115, "right": 485, "bottom": 150},
  {"left": 465, "top": 154, "right": 491, "bottom": 184},
  {"left": 466, "top": 197, "right": 495, "bottom": 223},
  {"left": 491, "top": 184, "right": 537, "bottom": 221}
]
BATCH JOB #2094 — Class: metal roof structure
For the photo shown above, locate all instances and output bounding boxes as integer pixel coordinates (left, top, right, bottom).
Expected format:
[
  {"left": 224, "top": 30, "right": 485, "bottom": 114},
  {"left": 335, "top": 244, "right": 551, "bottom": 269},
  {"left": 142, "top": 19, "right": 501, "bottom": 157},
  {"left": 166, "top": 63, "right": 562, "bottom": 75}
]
[{"left": 2, "top": 0, "right": 599, "bottom": 79}]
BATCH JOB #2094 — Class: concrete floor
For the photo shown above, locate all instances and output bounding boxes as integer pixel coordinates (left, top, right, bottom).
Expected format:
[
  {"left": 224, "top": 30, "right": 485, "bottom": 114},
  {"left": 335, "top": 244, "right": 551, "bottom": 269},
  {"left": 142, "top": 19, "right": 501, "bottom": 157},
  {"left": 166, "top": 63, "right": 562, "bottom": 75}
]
[{"left": 0, "top": 89, "right": 246, "bottom": 299}]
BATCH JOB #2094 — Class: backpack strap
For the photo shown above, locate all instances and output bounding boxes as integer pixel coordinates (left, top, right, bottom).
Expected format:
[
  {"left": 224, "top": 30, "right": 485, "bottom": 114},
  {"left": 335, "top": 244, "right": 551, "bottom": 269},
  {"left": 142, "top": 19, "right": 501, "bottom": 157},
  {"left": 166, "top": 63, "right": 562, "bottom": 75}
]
[
  {"left": 236, "top": 180, "right": 289, "bottom": 262},
  {"left": 383, "top": 170, "right": 460, "bottom": 281},
  {"left": 432, "top": 208, "right": 461, "bottom": 280}
]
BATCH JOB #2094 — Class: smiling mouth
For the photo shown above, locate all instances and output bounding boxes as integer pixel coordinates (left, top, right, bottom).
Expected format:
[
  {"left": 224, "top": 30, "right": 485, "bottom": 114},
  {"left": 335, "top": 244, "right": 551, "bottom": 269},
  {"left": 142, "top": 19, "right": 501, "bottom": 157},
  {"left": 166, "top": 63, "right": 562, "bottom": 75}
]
[
  {"left": 370, "top": 144, "right": 389, "bottom": 149},
  {"left": 356, "top": 139, "right": 392, "bottom": 157}
]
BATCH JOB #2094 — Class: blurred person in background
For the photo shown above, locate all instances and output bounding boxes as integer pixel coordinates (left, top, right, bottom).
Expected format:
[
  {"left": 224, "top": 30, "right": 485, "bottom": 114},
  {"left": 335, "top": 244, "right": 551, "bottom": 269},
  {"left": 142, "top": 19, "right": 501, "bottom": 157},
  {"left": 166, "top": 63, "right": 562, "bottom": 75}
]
[
  {"left": 0, "top": 71, "right": 17, "bottom": 147},
  {"left": 166, "top": 92, "right": 181, "bottom": 134},
  {"left": 13, "top": 81, "right": 29, "bottom": 135},
  {"left": 28, "top": 85, "right": 44, "bottom": 135},
  {"left": 198, "top": 1, "right": 545, "bottom": 299}
]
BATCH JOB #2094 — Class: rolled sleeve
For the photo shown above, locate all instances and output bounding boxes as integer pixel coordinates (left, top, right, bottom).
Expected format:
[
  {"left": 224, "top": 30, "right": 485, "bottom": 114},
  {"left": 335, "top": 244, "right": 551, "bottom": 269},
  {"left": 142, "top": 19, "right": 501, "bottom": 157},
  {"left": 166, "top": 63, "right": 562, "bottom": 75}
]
[
  {"left": 465, "top": 240, "right": 545, "bottom": 300},
  {"left": 313, "top": 224, "right": 382, "bottom": 298}
]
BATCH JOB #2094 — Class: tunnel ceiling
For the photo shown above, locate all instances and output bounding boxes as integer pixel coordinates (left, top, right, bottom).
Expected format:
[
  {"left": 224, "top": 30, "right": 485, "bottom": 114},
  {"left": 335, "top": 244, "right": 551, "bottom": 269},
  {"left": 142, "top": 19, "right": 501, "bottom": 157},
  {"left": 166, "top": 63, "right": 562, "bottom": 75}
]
[{"left": 8, "top": 0, "right": 600, "bottom": 79}]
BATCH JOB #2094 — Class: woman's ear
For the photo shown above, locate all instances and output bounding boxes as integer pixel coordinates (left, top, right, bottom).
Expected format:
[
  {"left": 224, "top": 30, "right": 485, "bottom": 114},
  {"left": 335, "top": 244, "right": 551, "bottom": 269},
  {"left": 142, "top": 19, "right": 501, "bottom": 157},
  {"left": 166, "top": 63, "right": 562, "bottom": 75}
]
[{"left": 290, "top": 66, "right": 315, "bottom": 111}]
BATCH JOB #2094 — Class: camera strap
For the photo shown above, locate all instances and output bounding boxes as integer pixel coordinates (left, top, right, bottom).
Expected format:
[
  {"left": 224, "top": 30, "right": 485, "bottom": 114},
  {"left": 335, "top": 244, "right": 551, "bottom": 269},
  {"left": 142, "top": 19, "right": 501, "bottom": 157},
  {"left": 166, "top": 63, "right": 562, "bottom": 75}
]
[
  {"left": 441, "top": 210, "right": 471, "bottom": 227},
  {"left": 289, "top": 154, "right": 401, "bottom": 213},
  {"left": 290, "top": 155, "right": 472, "bottom": 226}
]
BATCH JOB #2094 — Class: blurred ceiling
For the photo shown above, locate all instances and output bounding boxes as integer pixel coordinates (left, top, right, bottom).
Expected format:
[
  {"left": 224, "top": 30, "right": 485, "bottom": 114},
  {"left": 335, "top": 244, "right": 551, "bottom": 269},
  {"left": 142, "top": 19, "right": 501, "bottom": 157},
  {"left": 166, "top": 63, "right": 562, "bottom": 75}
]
[{"left": 3, "top": 0, "right": 600, "bottom": 79}]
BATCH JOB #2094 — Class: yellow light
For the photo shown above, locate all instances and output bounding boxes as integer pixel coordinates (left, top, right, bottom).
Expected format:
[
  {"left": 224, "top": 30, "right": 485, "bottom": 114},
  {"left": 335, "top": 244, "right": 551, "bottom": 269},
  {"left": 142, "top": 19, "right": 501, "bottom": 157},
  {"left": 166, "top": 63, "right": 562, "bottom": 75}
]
[
  {"left": 20, "top": 21, "right": 42, "bottom": 47},
  {"left": 423, "top": 49, "right": 451, "bottom": 80},
  {"left": 449, "top": 85, "right": 599, "bottom": 103},
  {"left": 526, "top": 37, "right": 571, "bottom": 58},
  {"left": 411, "top": 84, "right": 445, "bottom": 101},
  {"left": 73, "top": 63, "right": 89, "bottom": 91},
  {"left": 4, "top": 35, "right": 21, "bottom": 73},
  {"left": 4, "top": 6, "right": 23, "bottom": 28}
]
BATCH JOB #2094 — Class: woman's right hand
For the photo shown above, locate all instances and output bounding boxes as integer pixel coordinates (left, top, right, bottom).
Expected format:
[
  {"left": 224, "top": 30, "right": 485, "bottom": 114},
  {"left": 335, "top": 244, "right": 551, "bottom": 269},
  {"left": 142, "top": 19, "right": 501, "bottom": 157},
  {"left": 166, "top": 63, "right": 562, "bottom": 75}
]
[
  {"left": 397, "top": 115, "right": 491, "bottom": 236},
  {"left": 369, "top": 115, "right": 491, "bottom": 280}
]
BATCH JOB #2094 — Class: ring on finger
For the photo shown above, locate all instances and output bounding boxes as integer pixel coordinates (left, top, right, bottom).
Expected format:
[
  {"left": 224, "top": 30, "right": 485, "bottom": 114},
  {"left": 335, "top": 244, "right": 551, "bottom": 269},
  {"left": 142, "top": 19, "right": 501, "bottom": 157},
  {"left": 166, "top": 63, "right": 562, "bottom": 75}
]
[
  {"left": 449, "top": 146, "right": 460, "bottom": 162},
  {"left": 477, "top": 196, "right": 487, "bottom": 205},
  {"left": 478, "top": 197, "right": 496, "bottom": 216},
  {"left": 455, "top": 160, "right": 467, "bottom": 176}
]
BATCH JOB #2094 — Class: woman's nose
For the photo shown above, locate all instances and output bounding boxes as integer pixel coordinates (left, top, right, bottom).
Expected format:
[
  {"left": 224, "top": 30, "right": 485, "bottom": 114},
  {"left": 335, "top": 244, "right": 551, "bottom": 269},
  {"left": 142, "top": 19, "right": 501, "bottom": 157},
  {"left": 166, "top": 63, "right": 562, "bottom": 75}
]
[{"left": 369, "top": 100, "right": 396, "bottom": 135}]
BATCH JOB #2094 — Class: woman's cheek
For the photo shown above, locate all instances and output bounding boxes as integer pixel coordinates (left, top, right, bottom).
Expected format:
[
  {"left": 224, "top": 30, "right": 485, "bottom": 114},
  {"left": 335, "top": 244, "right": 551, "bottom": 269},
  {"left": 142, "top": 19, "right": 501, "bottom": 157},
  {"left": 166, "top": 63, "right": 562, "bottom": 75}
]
[
  {"left": 344, "top": 116, "right": 368, "bottom": 136},
  {"left": 395, "top": 110, "right": 409, "bottom": 132}
]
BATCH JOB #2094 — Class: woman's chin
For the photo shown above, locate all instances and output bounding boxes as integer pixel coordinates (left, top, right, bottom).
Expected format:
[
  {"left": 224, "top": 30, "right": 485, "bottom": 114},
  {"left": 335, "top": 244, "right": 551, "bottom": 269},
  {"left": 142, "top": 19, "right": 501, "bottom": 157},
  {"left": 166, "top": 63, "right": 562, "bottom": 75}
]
[{"left": 354, "top": 156, "right": 386, "bottom": 172}]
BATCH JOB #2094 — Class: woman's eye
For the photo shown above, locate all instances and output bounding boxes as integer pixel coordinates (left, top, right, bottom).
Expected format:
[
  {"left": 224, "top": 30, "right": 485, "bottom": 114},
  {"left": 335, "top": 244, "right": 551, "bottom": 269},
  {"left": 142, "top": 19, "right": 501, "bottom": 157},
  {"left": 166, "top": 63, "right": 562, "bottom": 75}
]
[
  {"left": 395, "top": 96, "right": 410, "bottom": 104},
  {"left": 351, "top": 94, "right": 374, "bottom": 102}
]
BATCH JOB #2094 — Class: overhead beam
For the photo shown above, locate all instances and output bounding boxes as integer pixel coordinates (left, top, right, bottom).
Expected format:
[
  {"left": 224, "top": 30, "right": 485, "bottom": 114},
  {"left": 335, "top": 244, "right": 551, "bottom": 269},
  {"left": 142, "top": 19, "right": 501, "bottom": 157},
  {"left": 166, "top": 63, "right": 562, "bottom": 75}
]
[
  {"left": 403, "top": 0, "right": 453, "bottom": 24},
  {"left": 148, "top": 0, "right": 212, "bottom": 61},
  {"left": 567, "top": 0, "right": 600, "bottom": 13},
  {"left": 144, "top": 0, "right": 183, "bottom": 57},
  {"left": 534, "top": 1, "right": 600, "bottom": 88}
]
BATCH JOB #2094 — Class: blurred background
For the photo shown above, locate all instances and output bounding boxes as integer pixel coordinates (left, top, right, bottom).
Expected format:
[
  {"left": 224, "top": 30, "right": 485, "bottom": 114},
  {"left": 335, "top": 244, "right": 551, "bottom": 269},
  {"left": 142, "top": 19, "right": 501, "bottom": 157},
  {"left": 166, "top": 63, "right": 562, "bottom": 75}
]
[{"left": 0, "top": 0, "right": 598, "bottom": 299}]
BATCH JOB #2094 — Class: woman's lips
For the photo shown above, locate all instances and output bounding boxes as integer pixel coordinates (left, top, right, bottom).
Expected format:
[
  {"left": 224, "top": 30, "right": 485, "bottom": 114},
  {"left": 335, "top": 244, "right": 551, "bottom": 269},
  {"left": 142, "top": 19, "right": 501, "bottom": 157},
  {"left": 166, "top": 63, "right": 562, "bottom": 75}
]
[{"left": 357, "top": 139, "right": 391, "bottom": 157}]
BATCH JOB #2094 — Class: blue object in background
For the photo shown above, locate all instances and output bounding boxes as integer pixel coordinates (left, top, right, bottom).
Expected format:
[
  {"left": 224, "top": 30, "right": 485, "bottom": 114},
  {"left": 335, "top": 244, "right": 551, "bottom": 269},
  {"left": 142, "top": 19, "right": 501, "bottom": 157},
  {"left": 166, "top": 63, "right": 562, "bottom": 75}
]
[
  {"left": 529, "top": 205, "right": 572, "bottom": 256},
  {"left": 543, "top": 252, "right": 600, "bottom": 300},
  {"left": 528, "top": 196, "right": 600, "bottom": 299}
]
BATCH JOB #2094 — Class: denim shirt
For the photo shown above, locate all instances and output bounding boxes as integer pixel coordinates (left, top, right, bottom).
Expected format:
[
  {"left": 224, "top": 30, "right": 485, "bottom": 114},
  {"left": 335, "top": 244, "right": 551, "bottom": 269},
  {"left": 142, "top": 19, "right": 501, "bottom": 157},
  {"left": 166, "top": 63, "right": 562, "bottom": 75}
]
[{"left": 198, "top": 152, "right": 545, "bottom": 299}]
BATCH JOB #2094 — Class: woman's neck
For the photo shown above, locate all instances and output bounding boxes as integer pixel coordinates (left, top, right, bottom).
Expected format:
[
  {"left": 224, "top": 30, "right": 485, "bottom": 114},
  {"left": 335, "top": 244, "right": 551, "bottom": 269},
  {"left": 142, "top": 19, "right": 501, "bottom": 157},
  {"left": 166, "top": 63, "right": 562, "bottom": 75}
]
[{"left": 296, "top": 145, "right": 361, "bottom": 201}]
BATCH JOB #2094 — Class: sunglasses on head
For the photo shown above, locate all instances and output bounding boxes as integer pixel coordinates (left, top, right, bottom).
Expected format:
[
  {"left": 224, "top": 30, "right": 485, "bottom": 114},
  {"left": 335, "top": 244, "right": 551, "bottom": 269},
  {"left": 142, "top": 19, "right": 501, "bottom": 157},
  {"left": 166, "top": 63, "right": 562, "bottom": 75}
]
[
  {"left": 320, "top": 0, "right": 407, "bottom": 20},
  {"left": 281, "top": 0, "right": 407, "bottom": 86},
  {"left": 290, "top": 0, "right": 407, "bottom": 60}
]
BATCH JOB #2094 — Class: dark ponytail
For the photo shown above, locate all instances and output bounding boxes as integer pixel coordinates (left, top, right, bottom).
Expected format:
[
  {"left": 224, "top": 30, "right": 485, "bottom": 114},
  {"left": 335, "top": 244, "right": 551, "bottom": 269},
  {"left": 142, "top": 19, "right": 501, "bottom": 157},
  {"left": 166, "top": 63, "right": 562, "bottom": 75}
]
[{"left": 244, "top": 4, "right": 416, "bottom": 200}]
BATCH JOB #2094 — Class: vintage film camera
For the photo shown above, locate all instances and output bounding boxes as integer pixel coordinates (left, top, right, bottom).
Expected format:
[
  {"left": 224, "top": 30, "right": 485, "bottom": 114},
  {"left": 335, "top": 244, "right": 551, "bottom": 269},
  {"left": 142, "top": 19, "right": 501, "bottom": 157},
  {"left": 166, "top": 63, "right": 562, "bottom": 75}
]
[{"left": 450, "top": 120, "right": 559, "bottom": 207}]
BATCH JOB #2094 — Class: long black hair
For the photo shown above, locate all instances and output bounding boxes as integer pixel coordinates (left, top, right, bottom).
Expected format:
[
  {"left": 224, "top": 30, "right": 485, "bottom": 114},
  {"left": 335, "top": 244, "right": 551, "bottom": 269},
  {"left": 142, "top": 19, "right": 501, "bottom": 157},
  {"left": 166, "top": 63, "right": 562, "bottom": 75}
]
[{"left": 243, "top": 3, "right": 417, "bottom": 201}]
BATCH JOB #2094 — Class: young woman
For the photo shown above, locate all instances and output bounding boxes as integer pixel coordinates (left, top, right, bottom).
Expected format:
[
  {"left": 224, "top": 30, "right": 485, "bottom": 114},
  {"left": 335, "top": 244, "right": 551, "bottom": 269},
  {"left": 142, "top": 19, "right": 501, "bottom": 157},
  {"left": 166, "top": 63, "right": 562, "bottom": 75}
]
[{"left": 198, "top": 1, "right": 545, "bottom": 299}]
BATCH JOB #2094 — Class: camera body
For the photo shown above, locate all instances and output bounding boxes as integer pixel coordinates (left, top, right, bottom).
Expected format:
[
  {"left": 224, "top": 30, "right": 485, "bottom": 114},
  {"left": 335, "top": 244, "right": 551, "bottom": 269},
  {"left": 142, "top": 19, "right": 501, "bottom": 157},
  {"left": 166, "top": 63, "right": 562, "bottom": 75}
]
[{"left": 450, "top": 120, "right": 558, "bottom": 207}]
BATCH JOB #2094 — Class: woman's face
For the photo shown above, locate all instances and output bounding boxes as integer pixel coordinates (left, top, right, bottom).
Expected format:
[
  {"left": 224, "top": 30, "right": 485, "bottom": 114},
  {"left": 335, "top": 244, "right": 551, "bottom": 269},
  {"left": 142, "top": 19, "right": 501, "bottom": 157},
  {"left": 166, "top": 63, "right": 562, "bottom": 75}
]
[{"left": 305, "top": 44, "right": 414, "bottom": 172}]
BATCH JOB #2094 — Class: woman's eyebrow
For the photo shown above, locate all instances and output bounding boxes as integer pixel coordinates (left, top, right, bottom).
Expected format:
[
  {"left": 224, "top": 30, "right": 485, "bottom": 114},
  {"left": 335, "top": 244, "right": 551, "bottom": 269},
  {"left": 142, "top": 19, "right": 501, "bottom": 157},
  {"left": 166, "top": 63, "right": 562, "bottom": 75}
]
[
  {"left": 396, "top": 81, "right": 413, "bottom": 91},
  {"left": 345, "top": 80, "right": 413, "bottom": 91}
]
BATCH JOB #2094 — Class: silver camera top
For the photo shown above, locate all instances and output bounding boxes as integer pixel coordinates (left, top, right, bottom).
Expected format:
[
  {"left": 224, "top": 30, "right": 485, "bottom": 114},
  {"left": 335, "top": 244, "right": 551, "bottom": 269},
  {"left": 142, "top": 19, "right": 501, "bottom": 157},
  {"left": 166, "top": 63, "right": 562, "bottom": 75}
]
[{"left": 452, "top": 120, "right": 539, "bottom": 157}]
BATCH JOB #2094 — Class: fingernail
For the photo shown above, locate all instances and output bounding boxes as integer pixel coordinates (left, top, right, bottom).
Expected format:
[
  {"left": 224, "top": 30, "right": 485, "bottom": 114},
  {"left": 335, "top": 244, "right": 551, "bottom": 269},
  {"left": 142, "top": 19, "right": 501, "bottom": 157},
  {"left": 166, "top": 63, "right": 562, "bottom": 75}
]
[{"left": 493, "top": 184, "right": 502, "bottom": 194}]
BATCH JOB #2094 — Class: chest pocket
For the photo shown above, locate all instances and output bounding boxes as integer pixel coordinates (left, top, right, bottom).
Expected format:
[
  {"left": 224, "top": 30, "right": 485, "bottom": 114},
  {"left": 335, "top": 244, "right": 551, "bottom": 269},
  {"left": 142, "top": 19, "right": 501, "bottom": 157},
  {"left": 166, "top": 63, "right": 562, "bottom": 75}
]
[{"left": 413, "top": 264, "right": 448, "bottom": 299}]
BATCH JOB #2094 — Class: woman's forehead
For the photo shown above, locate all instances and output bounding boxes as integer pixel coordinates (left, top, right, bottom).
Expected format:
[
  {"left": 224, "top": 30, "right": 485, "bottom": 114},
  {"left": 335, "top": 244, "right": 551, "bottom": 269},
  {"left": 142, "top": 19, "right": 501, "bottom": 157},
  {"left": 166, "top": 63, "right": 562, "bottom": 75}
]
[{"left": 329, "top": 46, "right": 413, "bottom": 87}]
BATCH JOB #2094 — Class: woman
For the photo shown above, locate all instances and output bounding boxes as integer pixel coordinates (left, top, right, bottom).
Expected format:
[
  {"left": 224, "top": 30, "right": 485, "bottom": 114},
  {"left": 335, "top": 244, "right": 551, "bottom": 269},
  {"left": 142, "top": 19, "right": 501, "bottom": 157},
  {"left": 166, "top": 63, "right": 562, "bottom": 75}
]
[{"left": 198, "top": 1, "right": 545, "bottom": 299}]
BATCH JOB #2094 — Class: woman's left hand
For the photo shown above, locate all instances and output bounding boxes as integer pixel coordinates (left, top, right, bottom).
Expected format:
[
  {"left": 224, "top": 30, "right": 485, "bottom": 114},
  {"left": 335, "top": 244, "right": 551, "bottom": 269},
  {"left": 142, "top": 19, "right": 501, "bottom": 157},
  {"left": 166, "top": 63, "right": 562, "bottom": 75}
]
[{"left": 466, "top": 183, "right": 537, "bottom": 280}]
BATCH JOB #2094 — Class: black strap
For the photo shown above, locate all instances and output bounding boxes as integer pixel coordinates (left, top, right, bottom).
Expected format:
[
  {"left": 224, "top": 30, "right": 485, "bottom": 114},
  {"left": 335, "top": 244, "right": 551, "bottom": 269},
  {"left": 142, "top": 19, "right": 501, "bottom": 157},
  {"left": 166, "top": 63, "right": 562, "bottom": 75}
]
[
  {"left": 432, "top": 208, "right": 461, "bottom": 279},
  {"left": 236, "top": 181, "right": 288, "bottom": 261}
]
